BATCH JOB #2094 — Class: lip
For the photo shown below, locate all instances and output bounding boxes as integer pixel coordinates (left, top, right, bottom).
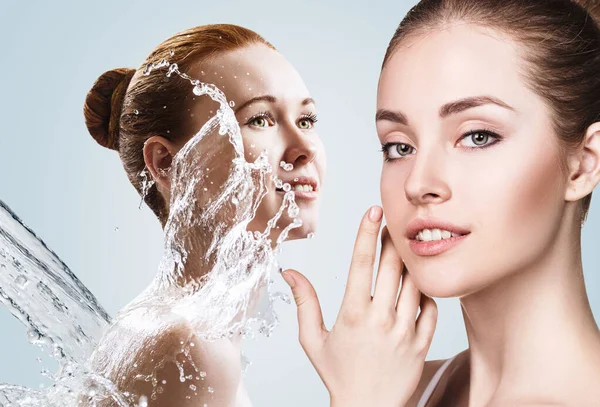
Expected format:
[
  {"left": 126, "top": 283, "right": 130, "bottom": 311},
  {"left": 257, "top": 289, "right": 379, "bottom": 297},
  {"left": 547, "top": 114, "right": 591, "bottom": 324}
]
[
  {"left": 405, "top": 217, "right": 471, "bottom": 257},
  {"left": 408, "top": 234, "right": 469, "bottom": 256}
]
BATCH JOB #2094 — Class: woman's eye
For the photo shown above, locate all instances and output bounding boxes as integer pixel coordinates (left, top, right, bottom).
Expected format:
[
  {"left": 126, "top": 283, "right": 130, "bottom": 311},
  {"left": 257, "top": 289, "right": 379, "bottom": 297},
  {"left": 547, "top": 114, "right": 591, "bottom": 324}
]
[
  {"left": 459, "top": 131, "right": 498, "bottom": 148},
  {"left": 297, "top": 113, "right": 318, "bottom": 130},
  {"left": 249, "top": 116, "right": 269, "bottom": 128},
  {"left": 298, "top": 119, "right": 312, "bottom": 129},
  {"left": 385, "top": 143, "right": 415, "bottom": 159}
]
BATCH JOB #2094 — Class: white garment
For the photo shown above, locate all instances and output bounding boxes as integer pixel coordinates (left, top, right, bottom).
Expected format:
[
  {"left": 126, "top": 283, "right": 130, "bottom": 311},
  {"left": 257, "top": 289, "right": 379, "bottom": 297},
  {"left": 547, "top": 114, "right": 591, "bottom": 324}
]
[{"left": 416, "top": 355, "right": 458, "bottom": 407}]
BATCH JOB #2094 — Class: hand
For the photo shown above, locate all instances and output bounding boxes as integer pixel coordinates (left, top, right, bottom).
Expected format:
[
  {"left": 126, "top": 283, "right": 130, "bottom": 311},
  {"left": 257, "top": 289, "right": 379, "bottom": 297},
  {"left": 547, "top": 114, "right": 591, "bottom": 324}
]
[{"left": 281, "top": 206, "right": 438, "bottom": 407}]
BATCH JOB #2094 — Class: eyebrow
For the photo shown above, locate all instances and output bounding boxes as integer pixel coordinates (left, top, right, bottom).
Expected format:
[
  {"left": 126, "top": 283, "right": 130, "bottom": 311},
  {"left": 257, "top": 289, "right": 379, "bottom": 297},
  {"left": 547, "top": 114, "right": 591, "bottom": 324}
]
[
  {"left": 375, "top": 95, "right": 516, "bottom": 125},
  {"left": 234, "top": 95, "right": 315, "bottom": 113}
]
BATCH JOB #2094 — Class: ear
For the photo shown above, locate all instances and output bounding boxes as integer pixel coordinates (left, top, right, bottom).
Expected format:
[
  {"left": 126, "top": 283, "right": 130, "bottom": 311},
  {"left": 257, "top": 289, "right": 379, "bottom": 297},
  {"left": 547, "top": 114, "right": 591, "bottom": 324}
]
[
  {"left": 143, "top": 136, "right": 179, "bottom": 196},
  {"left": 565, "top": 122, "right": 600, "bottom": 202}
]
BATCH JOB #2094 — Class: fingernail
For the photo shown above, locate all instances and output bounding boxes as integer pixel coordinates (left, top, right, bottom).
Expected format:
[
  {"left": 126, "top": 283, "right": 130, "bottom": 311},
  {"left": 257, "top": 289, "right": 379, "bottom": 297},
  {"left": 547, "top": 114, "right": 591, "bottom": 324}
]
[
  {"left": 281, "top": 271, "right": 296, "bottom": 288},
  {"left": 369, "top": 206, "right": 383, "bottom": 222}
]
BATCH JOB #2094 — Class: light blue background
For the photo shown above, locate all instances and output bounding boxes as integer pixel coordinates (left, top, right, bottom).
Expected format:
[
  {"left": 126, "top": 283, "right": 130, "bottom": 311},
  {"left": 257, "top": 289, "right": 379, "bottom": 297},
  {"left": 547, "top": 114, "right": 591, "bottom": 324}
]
[{"left": 0, "top": 1, "right": 598, "bottom": 405}]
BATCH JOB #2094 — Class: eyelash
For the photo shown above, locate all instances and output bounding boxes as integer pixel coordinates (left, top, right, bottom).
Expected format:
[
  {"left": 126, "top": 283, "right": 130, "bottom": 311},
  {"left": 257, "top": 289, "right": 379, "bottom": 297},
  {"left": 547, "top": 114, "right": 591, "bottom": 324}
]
[
  {"left": 379, "top": 129, "right": 503, "bottom": 163},
  {"left": 244, "top": 111, "right": 318, "bottom": 128}
]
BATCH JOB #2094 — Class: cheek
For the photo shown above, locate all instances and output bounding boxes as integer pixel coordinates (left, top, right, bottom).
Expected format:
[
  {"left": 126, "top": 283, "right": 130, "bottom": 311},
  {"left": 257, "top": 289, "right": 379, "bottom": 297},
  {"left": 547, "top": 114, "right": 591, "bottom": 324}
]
[
  {"left": 453, "top": 140, "right": 566, "bottom": 295},
  {"left": 380, "top": 166, "right": 409, "bottom": 239}
]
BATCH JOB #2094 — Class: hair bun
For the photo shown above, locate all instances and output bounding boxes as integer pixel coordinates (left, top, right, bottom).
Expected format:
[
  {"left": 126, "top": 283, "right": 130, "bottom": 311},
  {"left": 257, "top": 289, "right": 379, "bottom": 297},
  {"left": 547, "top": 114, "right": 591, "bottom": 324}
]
[
  {"left": 83, "top": 68, "right": 135, "bottom": 151},
  {"left": 574, "top": 0, "right": 600, "bottom": 25}
]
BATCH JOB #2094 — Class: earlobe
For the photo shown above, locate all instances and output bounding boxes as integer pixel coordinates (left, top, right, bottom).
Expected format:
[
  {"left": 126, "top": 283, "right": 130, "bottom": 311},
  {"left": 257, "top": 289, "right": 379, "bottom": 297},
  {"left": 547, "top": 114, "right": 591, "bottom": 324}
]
[
  {"left": 143, "top": 136, "right": 178, "bottom": 193},
  {"left": 564, "top": 122, "right": 600, "bottom": 202}
]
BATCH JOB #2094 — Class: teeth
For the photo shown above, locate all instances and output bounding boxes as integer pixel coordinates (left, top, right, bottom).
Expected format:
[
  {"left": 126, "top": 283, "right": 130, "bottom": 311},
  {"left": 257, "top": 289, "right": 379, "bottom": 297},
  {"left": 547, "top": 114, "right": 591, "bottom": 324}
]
[
  {"left": 416, "top": 228, "right": 461, "bottom": 242},
  {"left": 292, "top": 184, "right": 313, "bottom": 192}
]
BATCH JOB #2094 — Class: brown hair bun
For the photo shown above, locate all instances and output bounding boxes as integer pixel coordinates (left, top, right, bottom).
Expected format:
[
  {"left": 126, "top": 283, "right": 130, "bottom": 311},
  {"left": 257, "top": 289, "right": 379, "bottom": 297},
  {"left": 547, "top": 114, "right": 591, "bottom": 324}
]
[{"left": 83, "top": 68, "right": 135, "bottom": 151}]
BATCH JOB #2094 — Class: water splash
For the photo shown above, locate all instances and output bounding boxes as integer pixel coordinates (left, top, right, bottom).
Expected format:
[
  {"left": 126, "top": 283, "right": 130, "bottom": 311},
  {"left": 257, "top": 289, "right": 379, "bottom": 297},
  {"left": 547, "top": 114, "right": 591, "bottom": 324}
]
[{"left": 0, "top": 58, "right": 305, "bottom": 405}]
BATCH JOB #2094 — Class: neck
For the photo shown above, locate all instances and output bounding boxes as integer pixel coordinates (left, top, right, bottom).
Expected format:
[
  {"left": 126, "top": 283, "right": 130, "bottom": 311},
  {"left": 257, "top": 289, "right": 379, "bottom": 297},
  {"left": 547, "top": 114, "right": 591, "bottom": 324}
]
[{"left": 458, "top": 222, "right": 600, "bottom": 404}]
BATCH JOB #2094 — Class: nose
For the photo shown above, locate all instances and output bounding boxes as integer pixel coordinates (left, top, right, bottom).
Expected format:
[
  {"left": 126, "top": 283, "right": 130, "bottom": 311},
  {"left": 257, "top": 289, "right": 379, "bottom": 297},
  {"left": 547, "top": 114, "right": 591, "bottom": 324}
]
[
  {"left": 281, "top": 124, "right": 318, "bottom": 167},
  {"left": 404, "top": 145, "right": 451, "bottom": 206}
]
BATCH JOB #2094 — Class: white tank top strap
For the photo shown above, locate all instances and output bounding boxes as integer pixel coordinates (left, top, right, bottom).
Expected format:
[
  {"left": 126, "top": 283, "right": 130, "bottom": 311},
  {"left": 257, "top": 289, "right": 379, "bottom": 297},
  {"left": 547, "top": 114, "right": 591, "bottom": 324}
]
[{"left": 416, "top": 355, "right": 458, "bottom": 407}]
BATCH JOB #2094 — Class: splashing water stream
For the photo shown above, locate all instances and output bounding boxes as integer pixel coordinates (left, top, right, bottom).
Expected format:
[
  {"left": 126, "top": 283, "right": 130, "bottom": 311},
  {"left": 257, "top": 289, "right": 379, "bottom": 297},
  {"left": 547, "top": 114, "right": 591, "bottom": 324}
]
[{"left": 0, "top": 59, "right": 305, "bottom": 406}]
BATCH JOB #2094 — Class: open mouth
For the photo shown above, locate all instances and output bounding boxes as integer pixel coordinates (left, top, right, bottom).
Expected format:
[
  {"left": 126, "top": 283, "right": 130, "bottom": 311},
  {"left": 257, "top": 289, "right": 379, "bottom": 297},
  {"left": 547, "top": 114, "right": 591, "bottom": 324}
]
[
  {"left": 275, "top": 176, "right": 318, "bottom": 193},
  {"left": 411, "top": 229, "right": 470, "bottom": 242}
]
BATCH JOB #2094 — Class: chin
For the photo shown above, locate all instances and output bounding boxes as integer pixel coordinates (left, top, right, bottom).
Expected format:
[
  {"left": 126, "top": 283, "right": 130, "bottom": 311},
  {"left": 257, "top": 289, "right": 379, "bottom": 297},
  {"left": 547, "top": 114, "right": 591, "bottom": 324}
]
[
  {"left": 406, "top": 261, "right": 482, "bottom": 299},
  {"left": 280, "top": 214, "right": 318, "bottom": 242}
]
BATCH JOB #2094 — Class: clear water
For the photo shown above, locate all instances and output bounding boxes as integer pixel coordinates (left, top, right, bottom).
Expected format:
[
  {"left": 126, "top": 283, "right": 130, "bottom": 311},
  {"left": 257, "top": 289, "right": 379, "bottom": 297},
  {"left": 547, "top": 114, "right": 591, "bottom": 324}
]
[{"left": 0, "top": 59, "right": 303, "bottom": 406}]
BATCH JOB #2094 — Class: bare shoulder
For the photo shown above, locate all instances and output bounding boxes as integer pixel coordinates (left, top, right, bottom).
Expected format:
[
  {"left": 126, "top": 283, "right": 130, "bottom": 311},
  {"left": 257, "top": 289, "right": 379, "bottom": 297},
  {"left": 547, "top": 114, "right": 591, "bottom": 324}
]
[
  {"left": 403, "top": 358, "right": 449, "bottom": 407},
  {"left": 89, "top": 311, "right": 244, "bottom": 407}
]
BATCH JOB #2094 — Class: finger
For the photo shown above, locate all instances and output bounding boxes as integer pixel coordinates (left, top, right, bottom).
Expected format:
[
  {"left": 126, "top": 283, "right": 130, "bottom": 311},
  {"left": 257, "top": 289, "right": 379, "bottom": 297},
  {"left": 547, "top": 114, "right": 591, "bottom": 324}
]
[
  {"left": 281, "top": 269, "right": 328, "bottom": 352},
  {"left": 372, "top": 226, "right": 403, "bottom": 310},
  {"left": 396, "top": 269, "right": 421, "bottom": 323},
  {"left": 341, "top": 206, "right": 383, "bottom": 310},
  {"left": 415, "top": 295, "right": 438, "bottom": 350}
]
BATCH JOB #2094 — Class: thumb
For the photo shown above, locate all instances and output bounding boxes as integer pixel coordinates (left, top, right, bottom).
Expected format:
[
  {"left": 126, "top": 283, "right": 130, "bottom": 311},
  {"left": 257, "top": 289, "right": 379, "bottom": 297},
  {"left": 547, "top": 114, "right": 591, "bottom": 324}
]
[{"left": 281, "top": 268, "right": 327, "bottom": 351}]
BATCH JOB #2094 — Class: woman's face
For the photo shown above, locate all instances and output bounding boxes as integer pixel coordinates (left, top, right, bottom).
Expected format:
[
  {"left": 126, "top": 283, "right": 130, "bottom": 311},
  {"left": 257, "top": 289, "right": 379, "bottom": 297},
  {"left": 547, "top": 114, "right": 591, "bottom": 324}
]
[
  {"left": 377, "top": 23, "right": 570, "bottom": 298},
  {"left": 185, "top": 44, "right": 326, "bottom": 241}
]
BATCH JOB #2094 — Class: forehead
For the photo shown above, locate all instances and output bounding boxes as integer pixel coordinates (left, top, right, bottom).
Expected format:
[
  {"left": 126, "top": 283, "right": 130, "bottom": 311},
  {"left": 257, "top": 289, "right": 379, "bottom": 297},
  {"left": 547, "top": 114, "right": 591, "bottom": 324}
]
[
  {"left": 378, "top": 23, "right": 531, "bottom": 113},
  {"left": 191, "top": 44, "right": 309, "bottom": 105}
]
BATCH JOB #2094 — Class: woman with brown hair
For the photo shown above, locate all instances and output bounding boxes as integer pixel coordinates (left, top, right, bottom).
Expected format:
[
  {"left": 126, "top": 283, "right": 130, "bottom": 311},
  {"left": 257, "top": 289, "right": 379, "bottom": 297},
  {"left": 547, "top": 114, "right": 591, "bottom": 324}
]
[
  {"left": 283, "top": 0, "right": 600, "bottom": 406},
  {"left": 83, "top": 24, "right": 326, "bottom": 406}
]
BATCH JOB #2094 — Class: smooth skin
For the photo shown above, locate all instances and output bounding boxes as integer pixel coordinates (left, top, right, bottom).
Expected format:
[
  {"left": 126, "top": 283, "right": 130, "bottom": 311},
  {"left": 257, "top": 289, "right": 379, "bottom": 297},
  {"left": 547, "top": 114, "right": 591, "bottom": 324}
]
[{"left": 282, "top": 206, "right": 438, "bottom": 407}]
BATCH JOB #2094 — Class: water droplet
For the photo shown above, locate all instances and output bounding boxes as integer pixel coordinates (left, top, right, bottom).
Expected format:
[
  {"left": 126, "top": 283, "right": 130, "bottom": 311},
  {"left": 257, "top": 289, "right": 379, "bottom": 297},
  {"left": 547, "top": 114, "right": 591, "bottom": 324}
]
[
  {"left": 283, "top": 183, "right": 291, "bottom": 192},
  {"left": 134, "top": 109, "right": 139, "bottom": 115},
  {"left": 193, "top": 85, "right": 204, "bottom": 96},
  {"left": 229, "top": 100, "right": 235, "bottom": 107},
  {"left": 279, "top": 161, "right": 293, "bottom": 171},
  {"left": 246, "top": 72, "right": 250, "bottom": 75},
  {"left": 307, "top": 232, "right": 315, "bottom": 239},
  {"left": 294, "top": 178, "right": 299, "bottom": 182},
  {"left": 207, "top": 387, "right": 214, "bottom": 393},
  {"left": 170, "top": 50, "right": 175, "bottom": 56},
  {"left": 166, "top": 63, "right": 178, "bottom": 77},
  {"left": 288, "top": 204, "right": 300, "bottom": 218},
  {"left": 15, "top": 275, "right": 28, "bottom": 288},
  {"left": 114, "top": 227, "right": 119, "bottom": 232},
  {"left": 189, "top": 384, "right": 197, "bottom": 391},
  {"left": 199, "top": 371, "right": 207, "bottom": 378}
]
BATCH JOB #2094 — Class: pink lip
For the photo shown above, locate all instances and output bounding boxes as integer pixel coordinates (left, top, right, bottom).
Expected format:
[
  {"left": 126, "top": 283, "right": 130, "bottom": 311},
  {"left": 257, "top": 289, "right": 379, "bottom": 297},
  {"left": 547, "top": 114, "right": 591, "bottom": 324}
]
[
  {"left": 408, "top": 234, "right": 469, "bottom": 256},
  {"left": 275, "top": 189, "right": 318, "bottom": 201}
]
